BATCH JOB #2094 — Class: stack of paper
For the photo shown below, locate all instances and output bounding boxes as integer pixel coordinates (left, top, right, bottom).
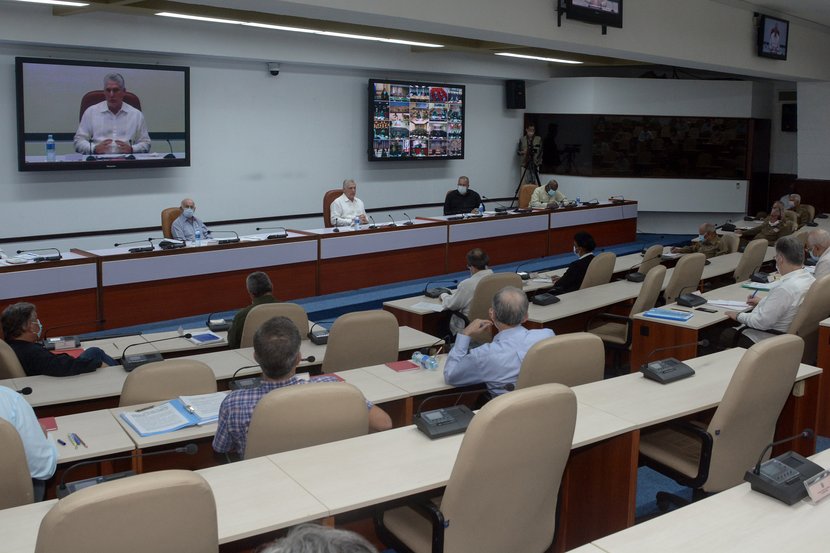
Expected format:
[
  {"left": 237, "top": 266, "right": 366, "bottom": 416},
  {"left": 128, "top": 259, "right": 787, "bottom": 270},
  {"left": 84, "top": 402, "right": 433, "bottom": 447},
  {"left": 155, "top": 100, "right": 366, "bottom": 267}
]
[
  {"left": 642, "top": 308, "right": 693, "bottom": 322},
  {"left": 120, "top": 392, "right": 227, "bottom": 437}
]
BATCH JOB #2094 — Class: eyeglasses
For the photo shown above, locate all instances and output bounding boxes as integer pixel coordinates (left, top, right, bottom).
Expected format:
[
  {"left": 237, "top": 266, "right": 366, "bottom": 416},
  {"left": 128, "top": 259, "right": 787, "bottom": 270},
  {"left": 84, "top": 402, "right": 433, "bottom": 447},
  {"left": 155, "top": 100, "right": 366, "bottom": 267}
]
[{"left": 104, "top": 87, "right": 123, "bottom": 93}]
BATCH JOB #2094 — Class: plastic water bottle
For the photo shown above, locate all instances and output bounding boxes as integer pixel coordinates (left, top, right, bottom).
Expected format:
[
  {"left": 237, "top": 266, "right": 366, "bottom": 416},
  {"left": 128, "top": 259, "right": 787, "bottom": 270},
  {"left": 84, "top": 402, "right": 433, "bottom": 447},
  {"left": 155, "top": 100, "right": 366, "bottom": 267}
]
[
  {"left": 576, "top": 196, "right": 581, "bottom": 206},
  {"left": 353, "top": 216, "right": 360, "bottom": 228},
  {"left": 412, "top": 351, "right": 438, "bottom": 370},
  {"left": 478, "top": 202, "right": 484, "bottom": 215},
  {"left": 45, "top": 135, "right": 56, "bottom": 162},
  {"left": 194, "top": 228, "right": 201, "bottom": 246}
]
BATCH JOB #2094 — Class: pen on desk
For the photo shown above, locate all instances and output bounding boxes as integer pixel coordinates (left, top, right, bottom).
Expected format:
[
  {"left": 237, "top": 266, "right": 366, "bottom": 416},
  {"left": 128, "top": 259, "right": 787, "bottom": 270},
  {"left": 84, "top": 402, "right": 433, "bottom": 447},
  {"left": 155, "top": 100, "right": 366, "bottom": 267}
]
[
  {"left": 670, "top": 308, "right": 690, "bottom": 312},
  {"left": 73, "top": 433, "right": 88, "bottom": 448},
  {"left": 135, "top": 404, "right": 155, "bottom": 412},
  {"left": 68, "top": 433, "right": 78, "bottom": 449},
  {"left": 57, "top": 439, "right": 66, "bottom": 446}
]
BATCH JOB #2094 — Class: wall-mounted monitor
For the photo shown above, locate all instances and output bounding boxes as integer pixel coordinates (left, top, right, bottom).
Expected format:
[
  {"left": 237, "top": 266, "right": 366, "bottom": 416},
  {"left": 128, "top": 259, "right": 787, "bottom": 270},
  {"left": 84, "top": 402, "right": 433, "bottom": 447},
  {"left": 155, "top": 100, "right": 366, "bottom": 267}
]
[
  {"left": 368, "top": 79, "right": 465, "bottom": 161},
  {"left": 16, "top": 57, "right": 190, "bottom": 171},
  {"left": 757, "top": 14, "right": 788, "bottom": 60},
  {"left": 562, "top": 0, "right": 623, "bottom": 29}
]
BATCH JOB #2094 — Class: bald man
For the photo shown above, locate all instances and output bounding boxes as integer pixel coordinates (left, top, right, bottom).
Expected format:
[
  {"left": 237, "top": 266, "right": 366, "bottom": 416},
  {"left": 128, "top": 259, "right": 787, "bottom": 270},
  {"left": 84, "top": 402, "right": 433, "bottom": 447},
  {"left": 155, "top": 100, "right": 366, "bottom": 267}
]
[{"left": 171, "top": 197, "right": 210, "bottom": 241}]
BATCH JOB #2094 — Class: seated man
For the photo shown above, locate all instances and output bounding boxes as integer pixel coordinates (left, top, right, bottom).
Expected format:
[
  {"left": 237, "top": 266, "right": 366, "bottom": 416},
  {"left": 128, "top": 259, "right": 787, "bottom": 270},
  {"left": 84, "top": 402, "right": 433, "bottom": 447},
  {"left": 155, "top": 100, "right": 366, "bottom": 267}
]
[
  {"left": 529, "top": 179, "right": 567, "bottom": 209},
  {"left": 724, "top": 236, "right": 814, "bottom": 346},
  {"left": 550, "top": 231, "right": 596, "bottom": 294},
  {"left": 330, "top": 179, "right": 368, "bottom": 227},
  {"left": 736, "top": 202, "right": 794, "bottom": 246},
  {"left": 808, "top": 229, "right": 830, "bottom": 280},
  {"left": 671, "top": 223, "right": 728, "bottom": 259},
  {"left": 0, "top": 386, "right": 57, "bottom": 501},
  {"left": 227, "top": 271, "right": 278, "bottom": 349},
  {"left": 444, "top": 286, "right": 553, "bottom": 398},
  {"left": 171, "top": 198, "right": 210, "bottom": 241},
  {"left": 259, "top": 524, "right": 377, "bottom": 553},
  {"left": 789, "top": 193, "right": 812, "bottom": 228},
  {"left": 213, "top": 316, "right": 392, "bottom": 457},
  {"left": 443, "top": 176, "right": 481, "bottom": 215},
  {"left": 440, "top": 248, "right": 493, "bottom": 335},
  {"left": 1, "top": 302, "right": 117, "bottom": 377}
]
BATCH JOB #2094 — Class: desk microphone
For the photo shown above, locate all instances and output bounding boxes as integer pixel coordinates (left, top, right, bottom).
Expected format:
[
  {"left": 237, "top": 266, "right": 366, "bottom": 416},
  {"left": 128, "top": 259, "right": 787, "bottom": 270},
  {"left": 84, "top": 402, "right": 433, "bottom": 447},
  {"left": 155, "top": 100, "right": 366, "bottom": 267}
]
[
  {"left": 625, "top": 248, "right": 664, "bottom": 282},
  {"left": 387, "top": 214, "right": 398, "bottom": 227},
  {"left": 229, "top": 357, "right": 317, "bottom": 391},
  {"left": 17, "top": 387, "right": 32, "bottom": 395},
  {"left": 256, "top": 226, "right": 288, "bottom": 239},
  {"left": 639, "top": 339, "right": 708, "bottom": 384},
  {"left": 206, "top": 312, "right": 230, "bottom": 332},
  {"left": 332, "top": 219, "right": 341, "bottom": 233},
  {"left": 608, "top": 195, "right": 625, "bottom": 204},
  {"left": 308, "top": 322, "right": 330, "bottom": 345},
  {"left": 212, "top": 230, "right": 240, "bottom": 244},
  {"left": 164, "top": 139, "right": 176, "bottom": 159},
  {"left": 743, "top": 428, "right": 824, "bottom": 505},
  {"left": 481, "top": 195, "right": 510, "bottom": 214},
  {"left": 57, "top": 443, "right": 198, "bottom": 498},
  {"left": 515, "top": 258, "right": 542, "bottom": 280},
  {"left": 751, "top": 429, "right": 813, "bottom": 476},
  {"left": 113, "top": 239, "right": 154, "bottom": 253},
  {"left": 41, "top": 319, "right": 106, "bottom": 351},
  {"left": 402, "top": 213, "right": 414, "bottom": 226},
  {"left": 368, "top": 215, "right": 378, "bottom": 229},
  {"left": 16, "top": 248, "right": 61, "bottom": 262},
  {"left": 423, "top": 278, "right": 458, "bottom": 298},
  {"left": 150, "top": 237, "right": 186, "bottom": 250},
  {"left": 121, "top": 334, "right": 192, "bottom": 372}
]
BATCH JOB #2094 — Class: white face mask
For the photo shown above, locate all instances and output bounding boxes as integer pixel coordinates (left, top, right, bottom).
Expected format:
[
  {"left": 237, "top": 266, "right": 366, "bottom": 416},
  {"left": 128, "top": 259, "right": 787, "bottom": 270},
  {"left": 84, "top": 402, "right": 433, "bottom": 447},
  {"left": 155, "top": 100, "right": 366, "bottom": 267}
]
[
  {"left": 183, "top": 208, "right": 195, "bottom": 218},
  {"left": 457, "top": 185, "right": 468, "bottom": 195},
  {"left": 697, "top": 234, "right": 706, "bottom": 242},
  {"left": 573, "top": 246, "right": 579, "bottom": 257}
]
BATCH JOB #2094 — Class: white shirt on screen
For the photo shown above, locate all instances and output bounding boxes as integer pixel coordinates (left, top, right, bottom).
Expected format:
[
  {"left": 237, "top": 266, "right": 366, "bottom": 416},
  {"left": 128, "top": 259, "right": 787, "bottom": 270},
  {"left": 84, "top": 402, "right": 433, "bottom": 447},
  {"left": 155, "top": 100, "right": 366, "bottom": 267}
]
[
  {"left": 330, "top": 194, "right": 366, "bottom": 227},
  {"left": 74, "top": 101, "right": 151, "bottom": 154}
]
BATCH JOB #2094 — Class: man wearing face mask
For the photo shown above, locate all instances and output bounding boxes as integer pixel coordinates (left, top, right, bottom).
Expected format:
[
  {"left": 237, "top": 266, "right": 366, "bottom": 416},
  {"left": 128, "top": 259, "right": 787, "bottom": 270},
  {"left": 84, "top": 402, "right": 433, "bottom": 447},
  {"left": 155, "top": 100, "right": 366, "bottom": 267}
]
[
  {"left": 529, "top": 179, "right": 567, "bottom": 209},
  {"left": 670, "top": 223, "right": 728, "bottom": 259},
  {"left": 807, "top": 229, "right": 830, "bottom": 280},
  {"left": 549, "top": 231, "right": 596, "bottom": 294},
  {"left": 1, "top": 302, "right": 117, "bottom": 377},
  {"left": 171, "top": 197, "right": 211, "bottom": 242},
  {"left": 441, "top": 248, "right": 493, "bottom": 335},
  {"left": 443, "top": 176, "right": 482, "bottom": 216}
]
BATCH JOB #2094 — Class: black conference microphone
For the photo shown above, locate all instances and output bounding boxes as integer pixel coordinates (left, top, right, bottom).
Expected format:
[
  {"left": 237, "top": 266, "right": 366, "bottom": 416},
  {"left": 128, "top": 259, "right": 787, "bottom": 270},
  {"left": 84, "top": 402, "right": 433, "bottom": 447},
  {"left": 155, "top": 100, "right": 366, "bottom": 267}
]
[
  {"left": 164, "top": 139, "right": 176, "bottom": 159},
  {"left": 744, "top": 428, "right": 824, "bottom": 505},
  {"left": 423, "top": 278, "right": 458, "bottom": 298},
  {"left": 16, "top": 248, "right": 61, "bottom": 262},
  {"left": 149, "top": 237, "right": 186, "bottom": 250},
  {"left": 85, "top": 138, "right": 96, "bottom": 161},
  {"left": 332, "top": 218, "right": 341, "bottom": 233},
  {"left": 113, "top": 238, "right": 154, "bottom": 253},
  {"left": 481, "top": 195, "right": 510, "bottom": 214},
  {"left": 41, "top": 319, "right": 105, "bottom": 351},
  {"left": 515, "top": 258, "right": 542, "bottom": 280},
  {"left": 212, "top": 230, "right": 240, "bottom": 244},
  {"left": 206, "top": 312, "right": 230, "bottom": 332},
  {"left": 229, "top": 356, "right": 317, "bottom": 391},
  {"left": 57, "top": 443, "right": 198, "bottom": 498},
  {"left": 402, "top": 213, "right": 414, "bottom": 226},
  {"left": 121, "top": 333, "right": 193, "bottom": 372},
  {"left": 643, "top": 339, "right": 709, "bottom": 366},
  {"left": 751, "top": 429, "right": 814, "bottom": 477},
  {"left": 640, "top": 339, "right": 709, "bottom": 384},
  {"left": 256, "top": 226, "right": 288, "bottom": 239},
  {"left": 625, "top": 247, "right": 664, "bottom": 282},
  {"left": 308, "top": 321, "right": 331, "bottom": 345},
  {"left": 368, "top": 215, "right": 378, "bottom": 229},
  {"left": 608, "top": 195, "right": 626, "bottom": 204},
  {"left": 387, "top": 214, "right": 398, "bottom": 227},
  {"left": 17, "top": 387, "right": 32, "bottom": 395}
]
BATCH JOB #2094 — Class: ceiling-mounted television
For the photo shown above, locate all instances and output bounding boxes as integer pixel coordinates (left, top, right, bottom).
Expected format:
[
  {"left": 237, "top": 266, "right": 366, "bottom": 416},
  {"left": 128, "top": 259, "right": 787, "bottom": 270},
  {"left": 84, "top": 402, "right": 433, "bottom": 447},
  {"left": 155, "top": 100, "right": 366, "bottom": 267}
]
[
  {"left": 16, "top": 57, "right": 190, "bottom": 171},
  {"left": 368, "top": 79, "right": 465, "bottom": 161},
  {"left": 757, "top": 14, "right": 789, "bottom": 61},
  {"left": 562, "top": 0, "right": 623, "bottom": 29}
]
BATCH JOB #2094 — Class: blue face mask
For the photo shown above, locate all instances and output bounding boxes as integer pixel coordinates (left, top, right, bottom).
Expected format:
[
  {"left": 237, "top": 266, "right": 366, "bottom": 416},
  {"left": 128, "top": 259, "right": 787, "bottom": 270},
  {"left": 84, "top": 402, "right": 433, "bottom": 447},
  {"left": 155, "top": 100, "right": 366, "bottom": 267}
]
[
  {"left": 697, "top": 234, "right": 706, "bottom": 242},
  {"left": 33, "top": 319, "right": 42, "bottom": 339},
  {"left": 183, "top": 208, "right": 194, "bottom": 218},
  {"left": 809, "top": 251, "right": 819, "bottom": 262}
]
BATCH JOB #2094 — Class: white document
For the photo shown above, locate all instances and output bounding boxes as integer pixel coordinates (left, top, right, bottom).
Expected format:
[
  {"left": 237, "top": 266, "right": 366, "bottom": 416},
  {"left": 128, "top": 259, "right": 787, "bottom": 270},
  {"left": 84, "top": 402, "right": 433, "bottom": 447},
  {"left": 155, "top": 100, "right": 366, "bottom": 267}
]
[
  {"left": 179, "top": 392, "right": 227, "bottom": 423},
  {"left": 120, "top": 403, "right": 191, "bottom": 436},
  {"left": 706, "top": 299, "right": 750, "bottom": 310},
  {"left": 411, "top": 301, "right": 446, "bottom": 313}
]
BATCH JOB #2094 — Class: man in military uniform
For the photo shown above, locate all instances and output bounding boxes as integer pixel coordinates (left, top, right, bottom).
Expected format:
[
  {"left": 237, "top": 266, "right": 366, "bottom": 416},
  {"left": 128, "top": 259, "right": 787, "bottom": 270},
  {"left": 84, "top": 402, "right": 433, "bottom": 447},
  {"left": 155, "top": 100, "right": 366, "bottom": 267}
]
[{"left": 671, "top": 223, "right": 728, "bottom": 259}]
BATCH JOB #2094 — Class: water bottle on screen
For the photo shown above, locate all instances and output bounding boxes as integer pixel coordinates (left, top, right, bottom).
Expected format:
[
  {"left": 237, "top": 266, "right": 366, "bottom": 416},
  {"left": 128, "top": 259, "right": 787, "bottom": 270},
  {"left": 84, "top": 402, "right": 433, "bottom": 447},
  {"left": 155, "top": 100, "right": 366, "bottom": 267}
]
[
  {"left": 478, "top": 202, "right": 484, "bottom": 215},
  {"left": 412, "top": 351, "right": 438, "bottom": 370},
  {"left": 353, "top": 216, "right": 360, "bottom": 228},
  {"left": 576, "top": 197, "right": 581, "bottom": 206},
  {"left": 45, "top": 135, "right": 56, "bottom": 162},
  {"left": 195, "top": 228, "right": 201, "bottom": 246}
]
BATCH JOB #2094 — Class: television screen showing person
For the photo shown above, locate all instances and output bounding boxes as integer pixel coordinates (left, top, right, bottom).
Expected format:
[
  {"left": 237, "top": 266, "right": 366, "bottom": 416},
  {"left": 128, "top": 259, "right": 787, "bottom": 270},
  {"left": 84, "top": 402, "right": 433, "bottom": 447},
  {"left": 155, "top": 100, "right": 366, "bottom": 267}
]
[{"left": 74, "top": 73, "right": 151, "bottom": 155}]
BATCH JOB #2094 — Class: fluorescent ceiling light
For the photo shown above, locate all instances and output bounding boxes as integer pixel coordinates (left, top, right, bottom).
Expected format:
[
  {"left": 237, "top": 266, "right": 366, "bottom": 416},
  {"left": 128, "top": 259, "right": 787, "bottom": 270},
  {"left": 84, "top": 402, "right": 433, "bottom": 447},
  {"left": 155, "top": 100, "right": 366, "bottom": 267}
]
[
  {"left": 495, "top": 52, "right": 582, "bottom": 65},
  {"left": 156, "top": 12, "right": 244, "bottom": 25},
  {"left": 383, "top": 38, "right": 444, "bottom": 48},
  {"left": 243, "top": 22, "right": 317, "bottom": 34},
  {"left": 13, "top": 0, "right": 89, "bottom": 6}
]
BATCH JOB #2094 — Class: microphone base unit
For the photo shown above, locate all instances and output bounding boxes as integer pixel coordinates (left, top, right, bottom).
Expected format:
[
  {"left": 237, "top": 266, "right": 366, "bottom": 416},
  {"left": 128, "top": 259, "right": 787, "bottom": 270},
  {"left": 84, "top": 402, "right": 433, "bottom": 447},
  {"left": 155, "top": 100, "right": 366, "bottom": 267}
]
[
  {"left": 425, "top": 287, "right": 451, "bottom": 299},
  {"left": 744, "top": 451, "right": 823, "bottom": 505},
  {"left": 57, "top": 470, "right": 136, "bottom": 498},
  {"left": 229, "top": 376, "right": 261, "bottom": 391},
  {"left": 33, "top": 255, "right": 62, "bottom": 262},
  {"left": 44, "top": 336, "right": 81, "bottom": 351},
  {"left": 517, "top": 272, "right": 530, "bottom": 281},
  {"left": 531, "top": 293, "right": 560, "bottom": 306},
  {"left": 414, "top": 405, "right": 474, "bottom": 439},
  {"left": 308, "top": 329, "right": 329, "bottom": 345},
  {"left": 128, "top": 246, "right": 154, "bottom": 253},
  {"left": 158, "top": 240, "right": 186, "bottom": 250},
  {"left": 640, "top": 357, "right": 695, "bottom": 384},
  {"left": 267, "top": 232, "right": 288, "bottom": 239},
  {"left": 122, "top": 352, "right": 164, "bottom": 373},
  {"left": 494, "top": 206, "right": 509, "bottom": 214},
  {"left": 216, "top": 238, "right": 240, "bottom": 245},
  {"left": 207, "top": 320, "right": 231, "bottom": 332},
  {"left": 626, "top": 272, "right": 646, "bottom": 283},
  {"left": 676, "top": 294, "right": 707, "bottom": 308}
]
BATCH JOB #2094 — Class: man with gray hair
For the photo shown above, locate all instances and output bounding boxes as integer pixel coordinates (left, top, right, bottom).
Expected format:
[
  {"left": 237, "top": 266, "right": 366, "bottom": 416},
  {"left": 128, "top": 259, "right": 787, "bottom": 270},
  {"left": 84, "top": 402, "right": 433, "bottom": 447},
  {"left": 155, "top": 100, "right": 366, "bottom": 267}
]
[
  {"left": 227, "top": 271, "right": 278, "bottom": 349},
  {"left": 723, "top": 235, "right": 814, "bottom": 346},
  {"left": 443, "top": 286, "right": 553, "bottom": 398},
  {"left": 671, "top": 223, "right": 728, "bottom": 259},
  {"left": 789, "top": 193, "right": 812, "bottom": 228},
  {"left": 808, "top": 228, "right": 830, "bottom": 280},
  {"left": 330, "top": 179, "right": 368, "bottom": 226},
  {"left": 74, "top": 72, "right": 151, "bottom": 155},
  {"left": 258, "top": 524, "right": 377, "bottom": 553}
]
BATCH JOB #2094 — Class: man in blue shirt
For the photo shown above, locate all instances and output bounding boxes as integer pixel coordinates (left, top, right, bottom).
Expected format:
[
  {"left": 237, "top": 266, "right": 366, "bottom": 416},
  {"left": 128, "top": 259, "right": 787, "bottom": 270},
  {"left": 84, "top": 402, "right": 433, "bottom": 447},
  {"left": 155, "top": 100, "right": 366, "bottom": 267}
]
[
  {"left": 171, "top": 197, "right": 211, "bottom": 242},
  {"left": 443, "top": 286, "right": 554, "bottom": 397}
]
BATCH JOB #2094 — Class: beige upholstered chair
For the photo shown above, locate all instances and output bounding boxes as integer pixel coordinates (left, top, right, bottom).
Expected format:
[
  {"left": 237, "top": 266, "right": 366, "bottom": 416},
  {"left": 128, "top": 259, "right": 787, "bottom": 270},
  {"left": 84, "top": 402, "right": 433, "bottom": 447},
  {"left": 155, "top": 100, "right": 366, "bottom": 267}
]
[
  {"left": 323, "top": 189, "right": 342, "bottom": 228},
  {"left": 580, "top": 251, "right": 616, "bottom": 289},
  {"left": 783, "top": 210, "right": 799, "bottom": 230},
  {"left": 0, "top": 339, "right": 27, "bottom": 379},
  {"left": 240, "top": 303, "right": 310, "bottom": 348},
  {"left": 516, "top": 332, "right": 604, "bottom": 389},
  {"left": 244, "top": 382, "right": 368, "bottom": 459},
  {"left": 732, "top": 238, "right": 768, "bottom": 283},
  {"left": 375, "top": 384, "right": 577, "bottom": 553},
  {"left": 34, "top": 470, "right": 218, "bottom": 553},
  {"left": 663, "top": 252, "right": 705, "bottom": 304},
  {"left": 638, "top": 244, "right": 664, "bottom": 276},
  {"left": 160, "top": 207, "right": 181, "bottom": 239},
  {"left": 805, "top": 204, "right": 816, "bottom": 222},
  {"left": 721, "top": 233, "right": 740, "bottom": 254},
  {"left": 785, "top": 274, "right": 830, "bottom": 364},
  {"left": 0, "top": 418, "right": 34, "bottom": 510},
  {"left": 321, "top": 310, "right": 399, "bottom": 373},
  {"left": 639, "top": 335, "right": 803, "bottom": 508},
  {"left": 588, "top": 265, "right": 667, "bottom": 367},
  {"left": 455, "top": 272, "right": 523, "bottom": 343},
  {"left": 119, "top": 359, "right": 217, "bottom": 407},
  {"left": 518, "top": 184, "right": 537, "bottom": 209}
]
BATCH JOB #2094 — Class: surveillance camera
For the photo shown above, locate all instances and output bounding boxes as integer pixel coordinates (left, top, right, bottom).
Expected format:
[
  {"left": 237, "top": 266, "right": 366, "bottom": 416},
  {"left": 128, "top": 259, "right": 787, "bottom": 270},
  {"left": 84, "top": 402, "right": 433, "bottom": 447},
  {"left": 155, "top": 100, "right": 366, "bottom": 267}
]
[{"left": 268, "top": 62, "right": 280, "bottom": 77}]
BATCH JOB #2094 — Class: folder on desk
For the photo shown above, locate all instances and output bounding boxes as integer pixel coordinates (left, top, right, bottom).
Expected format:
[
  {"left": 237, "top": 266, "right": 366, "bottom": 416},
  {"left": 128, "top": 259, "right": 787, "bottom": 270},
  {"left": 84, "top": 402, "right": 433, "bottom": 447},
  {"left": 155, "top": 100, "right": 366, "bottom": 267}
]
[
  {"left": 119, "top": 392, "right": 226, "bottom": 436},
  {"left": 642, "top": 308, "right": 693, "bottom": 322}
]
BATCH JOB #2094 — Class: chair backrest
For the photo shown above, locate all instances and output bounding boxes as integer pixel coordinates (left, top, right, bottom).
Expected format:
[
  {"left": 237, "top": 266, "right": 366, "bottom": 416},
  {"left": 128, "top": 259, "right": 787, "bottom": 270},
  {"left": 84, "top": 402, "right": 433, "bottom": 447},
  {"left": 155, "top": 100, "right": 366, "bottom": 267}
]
[
  {"left": 240, "top": 303, "right": 310, "bottom": 349},
  {"left": 722, "top": 233, "right": 740, "bottom": 254},
  {"left": 580, "top": 251, "right": 616, "bottom": 289},
  {"left": 805, "top": 204, "right": 816, "bottom": 221},
  {"left": 0, "top": 339, "right": 27, "bottom": 379},
  {"left": 732, "top": 238, "right": 768, "bottom": 282},
  {"left": 518, "top": 184, "right": 537, "bottom": 209},
  {"left": 786, "top": 274, "right": 830, "bottom": 364},
  {"left": 321, "top": 310, "right": 399, "bottom": 373},
  {"left": 639, "top": 244, "right": 664, "bottom": 276},
  {"left": 630, "top": 264, "right": 667, "bottom": 315},
  {"left": 467, "top": 272, "right": 524, "bottom": 323},
  {"left": 783, "top": 210, "right": 798, "bottom": 230},
  {"left": 664, "top": 252, "right": 705, "bottom": 304},
  {"left": 0, "top": 418, "right": 34, "bottom": 510},
  {"left": 35, "top": 470, "right": 218, "bottom": 553},
  {"left": 517, "top": 333, "right": 604, "bottom": 389},
  {"left": 440, "top": 384, "right": 576, "bottom": 553},
  {"left": 244, "top": 382, "right": 369, "bottom": 459},
  {"left": 161, "top": 207, "right": 181, "bottom": 239},
  {"left": 79, "top": 90, "right": 142, "bottom": 121},
  {"left": 704, "top": 335, "right": 803, "bottom": 492},
  {"left": 119, "top": 359, "right": 217, "bottom": 407},
  {"left": 323, "top": 189, "right": 342, "bottom": 228}
]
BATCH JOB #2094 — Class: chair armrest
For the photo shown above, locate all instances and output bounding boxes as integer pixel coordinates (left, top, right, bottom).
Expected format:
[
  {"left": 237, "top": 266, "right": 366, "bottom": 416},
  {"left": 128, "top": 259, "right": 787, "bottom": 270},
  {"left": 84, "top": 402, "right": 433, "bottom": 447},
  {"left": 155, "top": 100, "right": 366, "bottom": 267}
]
[
  {"left": 449, "top": 310, "right": 469, "bottom": 326},
  {"left": 409, "top": 499, "right": 447, "bottom": 553},
  {"left": 585, "top": 312, "right": 634, "bottom": 348},
  {"left": 668, "top": 420, "right": 714, "bottom": 488}
]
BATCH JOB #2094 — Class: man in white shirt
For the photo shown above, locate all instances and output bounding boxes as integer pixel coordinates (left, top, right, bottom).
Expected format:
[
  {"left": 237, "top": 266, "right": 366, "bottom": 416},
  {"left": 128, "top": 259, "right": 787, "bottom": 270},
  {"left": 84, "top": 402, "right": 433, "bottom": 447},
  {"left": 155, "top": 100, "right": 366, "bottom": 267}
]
[
  {"left": 529, "top": 179, "right": 567, "bottom": 208},
  {"left": 330, "top": 179, "right": 368, "bottom": 227},
  {"left": 807, "top": 229, "right": 830, "bottom": 281},
  {"left": 74, "top": 73, "right": 151, "bottom": 155},
  {"left": 724, "top": 236, "right": 814, "bottom": 346},
  {"left": 171, "top": 197, "right": 211, "bottom": 241},
  {"left": 440, "top": 248, "right": 493, "bottom": 335}
]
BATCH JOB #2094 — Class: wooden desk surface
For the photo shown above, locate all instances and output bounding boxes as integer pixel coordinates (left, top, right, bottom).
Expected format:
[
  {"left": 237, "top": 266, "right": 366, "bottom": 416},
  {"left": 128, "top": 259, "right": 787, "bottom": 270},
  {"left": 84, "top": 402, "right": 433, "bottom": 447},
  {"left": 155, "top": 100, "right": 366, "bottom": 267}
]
[
  {"left": 52, "top": 409, "right": 137, "bottom": 464},
  {"left": 527, "top": 279, "right": 644, "bottom": 325},
  {"left": 361, "top": 356, "right": 451, "bottom": 397}
]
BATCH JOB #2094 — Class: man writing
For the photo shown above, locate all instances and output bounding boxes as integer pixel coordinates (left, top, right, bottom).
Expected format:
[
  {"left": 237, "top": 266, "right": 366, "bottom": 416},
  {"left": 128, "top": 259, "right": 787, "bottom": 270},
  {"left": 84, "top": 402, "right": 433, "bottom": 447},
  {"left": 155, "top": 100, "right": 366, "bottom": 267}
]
[
  {"left": 227, "top": 272, "right": 278, "bottom": 349},
  {"left": 171, "top": 197, "right": 211, "bottom": 242},
  {"left": 671, "top": 223, "right": 728, "bottom": 259},
  {"left": 440, "top": 248, "right": 493, "bottom": 336},
  {"left": 529, "top": 179, "right": 567, "bottom": 209},
  {"left": 74, "top": 73, "right": 151, "bottom": 155},
  {"left": 443, "top": 286, "right": 553, "bottom": 398},
  {"left": 330, "top": 179, "right": 368, "bottom": 227},
  {"left": 443, "top": 176, "right": 481, "bottom": 215},
  {"left": 213, "top": 316, "right": 392, "bottom": 457}
]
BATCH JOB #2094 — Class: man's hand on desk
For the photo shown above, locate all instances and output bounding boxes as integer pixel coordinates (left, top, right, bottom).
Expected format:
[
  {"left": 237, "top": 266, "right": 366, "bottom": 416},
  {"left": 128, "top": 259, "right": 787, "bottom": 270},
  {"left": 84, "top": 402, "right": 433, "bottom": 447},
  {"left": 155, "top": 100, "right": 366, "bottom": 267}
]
[
  {"left": 725, "top": 311, "right": 739, "bottom": 321},
  {"left": 462, "top": 319, "right": 492, "bottom": 336}
]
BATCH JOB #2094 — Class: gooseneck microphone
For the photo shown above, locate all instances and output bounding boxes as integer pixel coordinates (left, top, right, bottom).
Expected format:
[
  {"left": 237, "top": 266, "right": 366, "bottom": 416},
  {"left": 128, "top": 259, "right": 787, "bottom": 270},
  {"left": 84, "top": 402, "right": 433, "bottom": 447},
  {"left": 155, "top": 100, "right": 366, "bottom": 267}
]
[
  {"left": 387, "top": 214, "right": 398, "bottom": 227},
  {"left": 368, "top": 215, "right": 378, "bottom": 229},
  {"left": 121, "top": 334, "right": 193, "bottom": 372},
  {"left": 625, "top": 248, "right": 664, "bottom": 282},
  {"left": 402, "top": 213, "right": 414, "bottom": 226},
  {"left": 16, "top": 248, "right": 62, "bottom": 262},
  {"left": 114, "top": 239, "right": 154, "bottom": 253},
  {"left": 752, "top": 429, "right": 814, "bottom": 476},
  {"left": 164, "top": 139, "right": 176, "bottom": 159},
  {"left": 256, "top": 226, "right": 288, "bottom": 239},
  {"left": 212, "top": 230, "right": 240, "bottom": 244},
  {"left": 332, "top": 218, "right": 341, "bottom": 233}
]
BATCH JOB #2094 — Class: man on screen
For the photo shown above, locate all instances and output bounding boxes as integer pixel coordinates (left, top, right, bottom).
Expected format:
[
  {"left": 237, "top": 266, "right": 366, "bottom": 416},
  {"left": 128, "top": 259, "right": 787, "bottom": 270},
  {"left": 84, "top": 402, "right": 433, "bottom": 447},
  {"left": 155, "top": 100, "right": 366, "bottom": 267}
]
[{"left": 73, "top": 73, "right": 151, "bottom": 155}]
